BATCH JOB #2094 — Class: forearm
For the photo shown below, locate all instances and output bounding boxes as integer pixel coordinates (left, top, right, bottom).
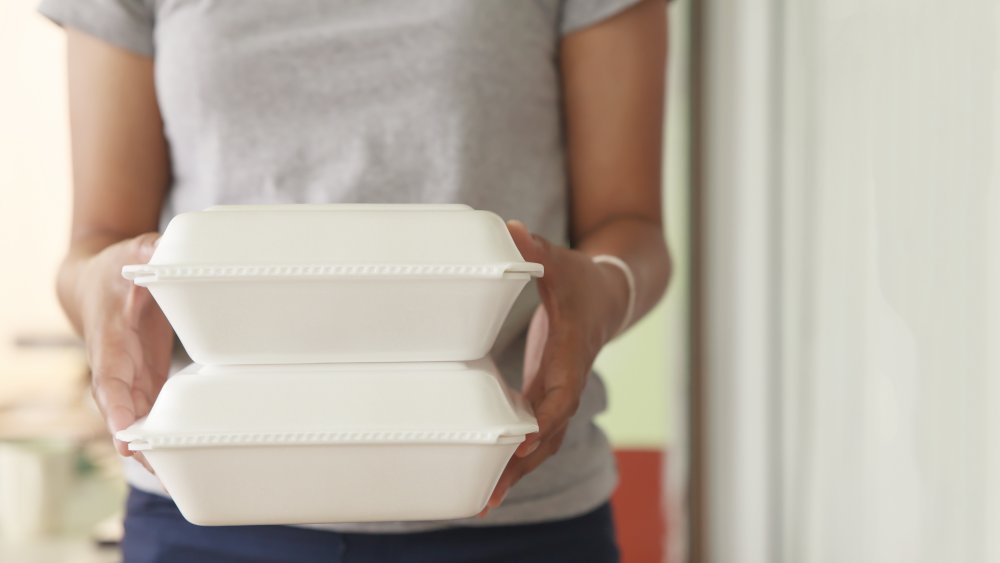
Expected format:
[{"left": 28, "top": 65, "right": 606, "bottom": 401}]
[
  {"left": 557, "top": 0, "right": 669, "bottom": 339},
  {"left": 59, "top": 30, "right": 171, "bottom": 336},
  {"left": 575, "top": 216, "right": 671, "bottom": 336}
]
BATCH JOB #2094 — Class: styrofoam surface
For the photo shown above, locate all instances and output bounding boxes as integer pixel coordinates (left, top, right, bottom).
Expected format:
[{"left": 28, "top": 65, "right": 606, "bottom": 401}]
[
  {"left": 122, "top": 204, "right": 543, "bottom": 364},
  {"left": 116, "top": 359, "right": 537, "bottom": 525},
  {"left": 142, "top": 443, "right": 517, "bottom": 525},
  {"left": 132, "top": 204, "right": 541, "bottom": 270}
]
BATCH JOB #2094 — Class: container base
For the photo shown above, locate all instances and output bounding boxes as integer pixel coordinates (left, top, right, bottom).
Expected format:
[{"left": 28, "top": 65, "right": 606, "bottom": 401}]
[{"left": 145, "top": 442, "right": 517, "bottom": 526}]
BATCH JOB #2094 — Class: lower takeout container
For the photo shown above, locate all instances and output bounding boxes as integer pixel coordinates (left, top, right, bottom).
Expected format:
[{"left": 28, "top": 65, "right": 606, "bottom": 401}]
[
  {"left": 116, "top": 358, "right": 537, "bottom": 526},
  {"left": 122, "top": 204, "right": 543, "bottom": 364}
]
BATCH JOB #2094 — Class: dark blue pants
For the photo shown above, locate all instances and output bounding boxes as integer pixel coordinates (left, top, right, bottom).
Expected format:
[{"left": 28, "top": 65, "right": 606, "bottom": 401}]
[{"left": 122, "top": 487, "right": 620, "bottom": 563}]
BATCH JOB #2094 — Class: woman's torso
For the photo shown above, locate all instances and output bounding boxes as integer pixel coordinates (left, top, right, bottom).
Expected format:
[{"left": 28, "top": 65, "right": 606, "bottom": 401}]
[{"left": 131, "top": 0, "right": 616, "bottom": 530}]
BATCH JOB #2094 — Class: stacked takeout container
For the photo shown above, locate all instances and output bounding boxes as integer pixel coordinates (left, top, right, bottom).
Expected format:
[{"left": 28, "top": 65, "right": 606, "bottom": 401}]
[{"left": 117, "top": 204, "right": 543, "bottom": 525}]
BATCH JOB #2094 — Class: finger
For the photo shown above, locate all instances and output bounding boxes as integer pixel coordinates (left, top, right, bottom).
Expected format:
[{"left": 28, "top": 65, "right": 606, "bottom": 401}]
[
  {"left": 506, "top": 220, "right": 538, "bottom": 262},
  {"left": 132, "top": 385, "right": 152, "bottom": 419},
  {"left": 488, "top": 427, "right": 569, "bottom": 509},
  {"left": 516, "top": 304, "right": 548, "bottom": 458},
  {"left": 516, "top": 378, "right": 573, "bottom": 456},
  {"left": 494, "top": 429, "right": 569, "bottom": 506},
  {"left": 506, "top": 221, "right": 554, "bottom": 291},
  {"left": 123, "top": 284, "right": 156, "bottom": 330},
  {"left": 90, "top": 352, "right": 139, "bottom": 457},
  {"left": 133, "top": 452, "right": 156, "bottom": 475},
  {"left": 515, "top": 435, "right": 541, "bottom": 459},
  {"left": 487, "top": 458, "right": 524, "bottom": 511},
  {"left": 129, "top": 339, "right": 159, "bottom": 419},
  {"left": 507, "top": 221, "right": 578, "bottom": 431},
  {"left": 121, "top": 232, "right": 161, "bottom": 325},
  {"left": 521, "top": 304, "right": 548, "bottom": 392},
  {"left": 516, "top": 302, "right": 580, "bottom": 456},
  {"left": 516, "top": 328, "right": 585, "bottom": 456},
  {"left": 515, "top": 386, "right": 576, "bottom": 457},
  {"left": 130, "top": 232, "right": 160, "bottom": 262},
  {"left": 138, "top": 302, "right": 174, "bottom": 397},
  {"left": 125, "top": 286, "right": 172, "bottom": 417}
]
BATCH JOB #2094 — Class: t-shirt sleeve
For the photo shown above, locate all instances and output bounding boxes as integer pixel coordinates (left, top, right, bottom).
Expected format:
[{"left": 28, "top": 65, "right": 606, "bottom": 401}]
[
  {"left": 38, "top": 0, "right": 155, "bottom": 56},
  {"left": 560, "top": 0, "right": 653, "bottom": 36}
]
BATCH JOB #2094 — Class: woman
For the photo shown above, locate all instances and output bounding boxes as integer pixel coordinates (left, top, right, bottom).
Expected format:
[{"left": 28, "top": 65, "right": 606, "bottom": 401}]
[{"left": 43, "top": 1, "right": 671, "bottom": 561}]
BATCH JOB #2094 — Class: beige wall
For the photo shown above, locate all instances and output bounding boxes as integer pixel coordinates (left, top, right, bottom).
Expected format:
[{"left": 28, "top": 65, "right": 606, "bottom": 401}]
[{"left": 0, "top": 0, "right": 74, "bottom": 368}]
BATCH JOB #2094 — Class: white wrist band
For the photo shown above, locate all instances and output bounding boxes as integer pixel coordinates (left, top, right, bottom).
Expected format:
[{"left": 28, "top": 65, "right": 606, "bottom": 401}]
[{"left": 591, "top": 254, "right": 636, "bottom": 338}]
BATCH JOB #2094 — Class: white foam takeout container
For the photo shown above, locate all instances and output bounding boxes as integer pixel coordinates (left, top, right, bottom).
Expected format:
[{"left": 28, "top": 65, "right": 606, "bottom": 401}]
[
  {"left": 117, "top": 358, "right": 537, "bottom": 526},
  {"left": 122, "top": 204, "right": 543, "bottom": 364}
]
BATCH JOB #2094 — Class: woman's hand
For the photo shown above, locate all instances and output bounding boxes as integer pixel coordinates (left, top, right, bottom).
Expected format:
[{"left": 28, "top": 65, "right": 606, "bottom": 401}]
[
  {"left": 479, "top": 0, "right": 672, "bottom": 512},
  {"left": 74, "top": 233, "right": 173, "bottom": 470},
  {"left": 482, "top": 220, "right": 631, "bottom": 513}
]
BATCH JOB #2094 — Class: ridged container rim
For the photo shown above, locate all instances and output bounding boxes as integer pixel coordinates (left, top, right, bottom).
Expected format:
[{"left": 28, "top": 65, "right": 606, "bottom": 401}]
[
  {"left": 123, "top": 262, "right": 543, "bottom": 285},
  {"left": 119, "top": 426, "right": 538, "bottom": 451}
]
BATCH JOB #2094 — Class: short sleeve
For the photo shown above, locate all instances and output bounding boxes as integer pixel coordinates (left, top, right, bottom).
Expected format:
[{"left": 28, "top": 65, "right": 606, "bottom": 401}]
[
  {"left": 38, "top": 0, "right": 155, "bottom": 56},
  {"left": 560, "top": 0, "right": 646, "bottom": 36}
]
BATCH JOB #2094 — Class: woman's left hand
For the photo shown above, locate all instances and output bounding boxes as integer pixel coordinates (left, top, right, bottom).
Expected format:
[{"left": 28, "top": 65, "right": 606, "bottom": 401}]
[{"left": 482, "top": 220, "right": 631, "bottom": 513}]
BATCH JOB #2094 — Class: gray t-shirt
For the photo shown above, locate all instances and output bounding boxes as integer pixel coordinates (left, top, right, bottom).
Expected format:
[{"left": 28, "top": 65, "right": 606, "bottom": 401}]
[{"left": 40, "top": 0, "right": 643, "bottom": 531}]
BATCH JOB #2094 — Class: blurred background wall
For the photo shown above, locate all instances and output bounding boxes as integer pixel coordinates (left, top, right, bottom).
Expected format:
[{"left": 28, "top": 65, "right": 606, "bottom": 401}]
[
  {"left": 0, "top": 2, "right": 74, "bottom": 351},
  {"left": 695, "top": 1, "right": 999, "bottom": 562}
]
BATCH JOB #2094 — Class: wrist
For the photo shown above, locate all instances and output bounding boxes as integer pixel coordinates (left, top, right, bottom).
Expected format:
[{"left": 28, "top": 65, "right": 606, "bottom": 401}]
[
  {"left": 57, "top": 252, "right": 94, "bottom": 334},
  {"left": 73, "top": 255, "right": 107, "bottom": 337},
  {"left": 67, "top": 247, "right": 121, "bottom": 338},
  {"left": 591, "top": 255, "right": 636, "bottom": 343}
]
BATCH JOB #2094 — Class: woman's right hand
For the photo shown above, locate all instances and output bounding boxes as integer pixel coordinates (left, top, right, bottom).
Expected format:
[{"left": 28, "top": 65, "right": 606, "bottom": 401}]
[{"left": 76, "top": 232, "right": 173, "bottom": 469}]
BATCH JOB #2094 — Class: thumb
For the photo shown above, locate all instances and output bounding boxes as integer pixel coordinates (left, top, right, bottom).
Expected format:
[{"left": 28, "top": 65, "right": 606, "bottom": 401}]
[
  {"left": 123, "top": 232, "right": 161, "bottom": 325},
  {"left": 507, "top": 220, "right": 557, "bottom": 309},
  {"left": 506, "top": 220, "right": 550, "bottom": 268},
  {"left": 130, "top": 232, "right": 161, "bottom": 263}
]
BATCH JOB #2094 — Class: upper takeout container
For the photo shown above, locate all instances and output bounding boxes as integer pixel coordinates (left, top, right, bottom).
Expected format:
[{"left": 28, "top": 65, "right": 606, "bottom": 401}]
[
  {"left": 122, "top": 205, "right": 543, "bottom": 364},
  {"left": 125, "top": 204, "right": 542, "bottom": 280},
  {"left": 117, "top": 359, "right": 537, "bottom": 525}
]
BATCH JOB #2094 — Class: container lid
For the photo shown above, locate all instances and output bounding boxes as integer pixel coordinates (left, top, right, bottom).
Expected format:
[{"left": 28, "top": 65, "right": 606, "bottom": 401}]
[
  {"left": 123, "top": 205, "right": 543, "bottom": 284},
  {"left": 117, "top": 358, "right": 538, "bottom": 451}
]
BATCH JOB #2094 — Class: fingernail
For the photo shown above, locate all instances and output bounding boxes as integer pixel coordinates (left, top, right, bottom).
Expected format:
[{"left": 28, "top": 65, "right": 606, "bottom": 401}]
[
  {"left": 107, "top": 411, "right": 131, "bottom": 434},
  {"left": 140, "top": 236, "right": 161, "bottom": 260},
  {"left": 490, "top": 491, "right": 509, "bottom": 509},
  {"left": 518, "top": 440, "right": 541, "bottom": 458}
]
